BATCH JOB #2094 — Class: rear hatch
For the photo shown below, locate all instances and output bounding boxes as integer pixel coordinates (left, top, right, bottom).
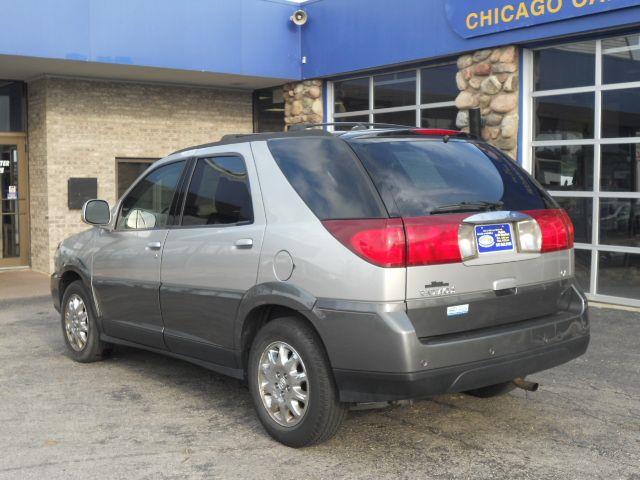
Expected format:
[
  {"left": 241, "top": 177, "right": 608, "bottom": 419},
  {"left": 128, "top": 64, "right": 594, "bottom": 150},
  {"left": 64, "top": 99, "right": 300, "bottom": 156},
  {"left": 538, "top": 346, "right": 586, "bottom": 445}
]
[{"left": 347, "top": 133, "right": 576, "bottom": 339}]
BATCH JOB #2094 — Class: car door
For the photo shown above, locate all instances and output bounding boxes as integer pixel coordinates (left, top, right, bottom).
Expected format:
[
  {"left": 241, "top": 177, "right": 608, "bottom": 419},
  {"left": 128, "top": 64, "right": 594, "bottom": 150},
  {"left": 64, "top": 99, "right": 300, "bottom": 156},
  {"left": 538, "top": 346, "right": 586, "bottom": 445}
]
[
  {"left": 92, "top": 160, "right": 187, "bottom": 349},
  {"left": 160, "top": 144, "right": 265, "bottom": 367}
]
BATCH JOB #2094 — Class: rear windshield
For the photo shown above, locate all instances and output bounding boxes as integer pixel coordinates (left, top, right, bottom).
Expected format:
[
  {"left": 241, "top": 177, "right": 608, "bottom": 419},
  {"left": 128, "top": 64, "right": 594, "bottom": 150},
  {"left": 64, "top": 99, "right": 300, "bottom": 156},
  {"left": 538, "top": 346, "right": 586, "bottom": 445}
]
[
  {"left": 267, "top": 137, "right": 387, "bottom": 220},
  {"left": 348, "top": 138, "right": 552, "bottom": 217}
]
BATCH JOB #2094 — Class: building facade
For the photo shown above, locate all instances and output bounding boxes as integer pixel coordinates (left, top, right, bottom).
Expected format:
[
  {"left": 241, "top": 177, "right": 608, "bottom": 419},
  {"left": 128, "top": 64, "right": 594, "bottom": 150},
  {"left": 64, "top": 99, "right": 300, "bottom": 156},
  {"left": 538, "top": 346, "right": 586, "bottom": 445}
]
[{"left": 1, "top": 0, "right": 639, "bottom": 306}]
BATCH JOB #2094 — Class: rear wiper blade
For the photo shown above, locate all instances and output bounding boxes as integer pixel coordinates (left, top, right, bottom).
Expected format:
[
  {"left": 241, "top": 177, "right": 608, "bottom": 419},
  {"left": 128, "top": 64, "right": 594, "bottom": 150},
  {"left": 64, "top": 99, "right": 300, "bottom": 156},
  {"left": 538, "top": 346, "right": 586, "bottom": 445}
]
[{"left": 429, "top": 201, "right": 504, "bottom": 215}]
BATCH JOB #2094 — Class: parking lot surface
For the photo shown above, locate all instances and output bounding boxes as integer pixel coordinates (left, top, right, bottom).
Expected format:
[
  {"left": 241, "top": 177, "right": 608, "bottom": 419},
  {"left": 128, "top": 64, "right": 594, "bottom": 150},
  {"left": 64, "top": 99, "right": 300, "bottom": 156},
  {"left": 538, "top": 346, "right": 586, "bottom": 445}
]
[{"left": 0, "top": 286, "right": 638, "bottom": 479}]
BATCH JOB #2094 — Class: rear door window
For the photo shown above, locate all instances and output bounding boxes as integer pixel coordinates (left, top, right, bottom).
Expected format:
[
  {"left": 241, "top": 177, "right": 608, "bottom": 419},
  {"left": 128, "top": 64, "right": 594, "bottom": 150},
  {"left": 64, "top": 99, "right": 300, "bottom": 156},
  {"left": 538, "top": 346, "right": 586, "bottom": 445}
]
[
  {"left": 267, "top": 137, "right": 386, "bottom": 220},
  {"left": 348, "top": 138, "right": 551, "bottom": 217},
  {"left": 181, "top": 156, "right": 253, "bottom": 226}
]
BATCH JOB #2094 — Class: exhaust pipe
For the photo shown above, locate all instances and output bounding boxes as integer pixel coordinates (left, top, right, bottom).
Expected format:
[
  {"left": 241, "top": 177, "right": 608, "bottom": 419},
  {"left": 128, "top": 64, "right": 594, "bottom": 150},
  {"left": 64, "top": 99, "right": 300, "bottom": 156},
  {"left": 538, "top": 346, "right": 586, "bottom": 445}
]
[{"left": 513, "top": 378, "right": 539, "bottom": 392}]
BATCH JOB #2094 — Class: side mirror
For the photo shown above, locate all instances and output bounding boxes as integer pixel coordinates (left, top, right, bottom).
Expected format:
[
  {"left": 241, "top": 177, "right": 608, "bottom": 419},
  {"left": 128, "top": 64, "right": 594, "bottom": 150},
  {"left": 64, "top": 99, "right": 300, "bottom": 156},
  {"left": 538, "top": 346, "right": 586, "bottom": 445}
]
[{"left": 82, "top": 199, "right": 111, "bottom": 226}]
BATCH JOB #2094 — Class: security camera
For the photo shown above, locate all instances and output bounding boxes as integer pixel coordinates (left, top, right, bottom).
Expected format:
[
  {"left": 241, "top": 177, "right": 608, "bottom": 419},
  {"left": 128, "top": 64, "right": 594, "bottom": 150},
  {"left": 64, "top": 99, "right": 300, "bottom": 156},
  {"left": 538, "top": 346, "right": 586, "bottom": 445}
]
[{"left": 290, "top": 9, "right": 308, "bottom": 26}]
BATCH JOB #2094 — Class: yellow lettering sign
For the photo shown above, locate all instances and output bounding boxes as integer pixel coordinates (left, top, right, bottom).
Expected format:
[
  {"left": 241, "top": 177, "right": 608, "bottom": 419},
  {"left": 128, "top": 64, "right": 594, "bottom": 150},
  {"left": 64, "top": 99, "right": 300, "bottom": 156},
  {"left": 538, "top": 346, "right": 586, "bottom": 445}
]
[
  {"left": 516, "top": 2, "right": 530, "bottom": 19},
  {"left": 466, "top": 12, "right": 479, "bottom": 30}
]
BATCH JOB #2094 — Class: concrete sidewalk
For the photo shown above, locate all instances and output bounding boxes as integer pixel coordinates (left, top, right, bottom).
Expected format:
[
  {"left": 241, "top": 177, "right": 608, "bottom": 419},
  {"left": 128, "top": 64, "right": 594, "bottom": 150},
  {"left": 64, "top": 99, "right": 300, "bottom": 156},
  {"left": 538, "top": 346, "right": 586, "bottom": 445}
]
[{"left": 0, "top": 269, "right": 50, "bottom": 302}]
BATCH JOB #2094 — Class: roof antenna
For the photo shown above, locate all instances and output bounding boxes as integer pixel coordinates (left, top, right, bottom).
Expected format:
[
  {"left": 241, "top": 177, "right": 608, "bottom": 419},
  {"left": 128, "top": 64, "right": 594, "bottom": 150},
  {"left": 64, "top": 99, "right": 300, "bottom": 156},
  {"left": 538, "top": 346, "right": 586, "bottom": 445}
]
[{"left": 443, "top": 135, "right": 450, "bottom": 143}]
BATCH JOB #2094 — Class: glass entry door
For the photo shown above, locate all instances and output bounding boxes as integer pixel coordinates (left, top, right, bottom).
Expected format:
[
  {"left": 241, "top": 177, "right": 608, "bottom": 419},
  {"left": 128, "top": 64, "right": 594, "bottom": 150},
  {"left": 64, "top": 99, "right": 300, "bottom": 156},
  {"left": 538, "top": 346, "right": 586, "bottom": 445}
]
[{"left": 0, "top": 135, "right": 28, "bottom": 268}]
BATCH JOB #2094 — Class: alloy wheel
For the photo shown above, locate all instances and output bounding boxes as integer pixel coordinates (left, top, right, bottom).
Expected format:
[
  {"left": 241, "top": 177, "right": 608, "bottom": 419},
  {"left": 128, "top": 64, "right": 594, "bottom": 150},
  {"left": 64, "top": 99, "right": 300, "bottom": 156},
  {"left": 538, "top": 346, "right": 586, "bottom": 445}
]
[
  {"left": 64, "top": 294, "right": 89, "bottom": 351},
  {"left": 257, "top": 341, "right": 309, "bottom": 427}
]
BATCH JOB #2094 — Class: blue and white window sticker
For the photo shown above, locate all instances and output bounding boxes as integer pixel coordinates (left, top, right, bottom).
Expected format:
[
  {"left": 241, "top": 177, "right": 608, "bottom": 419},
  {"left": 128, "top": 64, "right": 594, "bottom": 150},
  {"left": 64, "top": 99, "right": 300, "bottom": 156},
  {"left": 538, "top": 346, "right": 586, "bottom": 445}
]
[{"left": 475, "top": 223, "right": 514, "bottom": 254}]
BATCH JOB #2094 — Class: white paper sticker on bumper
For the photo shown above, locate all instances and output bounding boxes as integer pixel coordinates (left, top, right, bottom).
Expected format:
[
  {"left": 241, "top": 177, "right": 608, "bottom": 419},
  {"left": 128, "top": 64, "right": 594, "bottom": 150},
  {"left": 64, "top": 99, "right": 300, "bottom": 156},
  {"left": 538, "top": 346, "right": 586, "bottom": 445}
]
[{"left": 447, "top": 304, "right": 469, "bottom": 316}]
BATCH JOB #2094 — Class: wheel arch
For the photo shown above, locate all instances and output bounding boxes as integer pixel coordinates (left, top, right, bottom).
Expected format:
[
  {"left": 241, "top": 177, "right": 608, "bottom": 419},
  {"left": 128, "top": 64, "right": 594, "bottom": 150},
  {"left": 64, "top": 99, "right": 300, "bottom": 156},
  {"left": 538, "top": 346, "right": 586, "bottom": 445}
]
[
  {"left": 58, "top": 266, "right": 90, "bottom": 304},
  {"left": 235, "top": 282, "right": 330, "bottom": 374}
]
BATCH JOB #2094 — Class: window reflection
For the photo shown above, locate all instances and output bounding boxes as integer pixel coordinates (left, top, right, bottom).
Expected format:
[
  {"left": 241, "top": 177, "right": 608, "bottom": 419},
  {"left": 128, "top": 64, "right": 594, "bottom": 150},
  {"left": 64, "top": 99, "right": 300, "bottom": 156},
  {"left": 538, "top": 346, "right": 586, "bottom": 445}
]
[
  {"left": 421, "top": 64, "right": 458, "bottom": 104},
  {"left": 574, "top": 249, "right": 592, "bottom": 292},
  {"left": 420, "top": 106, "right": 457, "bottom": 129},
  {"left": 597, "top": 252, "right": 640, "bottom": 300},
  {"left": 603, "top": 34, "right": 640, "bottom": 85},
  {"left": 599, "top": 199, "right": 640, "bottom": 248},
  {"left": 334, "top": 78, "right": 369, "bottom": 113},
  {"left": 374, "top": 110, "right": 416, "bottom": 127},
  {"left": 600, "top": 144, "right": 640, "bottom": 192},
  {"left": 534, "top": 93, "right": 594, "bottom": 140},
  {"left": 553, "top": 197, "right": 593, "bottom": 243},
  {"left": 602, "top": 88, "right": 640, "bottom": 138},
  {"left": 374, "top": 71, "right": 416, "bottom": 109},
  {"left": 534, "top": 42, "right": 595, "bottom": 91},
  {"left": 534, "top": 145, "right": 593, "bottom": 190}
]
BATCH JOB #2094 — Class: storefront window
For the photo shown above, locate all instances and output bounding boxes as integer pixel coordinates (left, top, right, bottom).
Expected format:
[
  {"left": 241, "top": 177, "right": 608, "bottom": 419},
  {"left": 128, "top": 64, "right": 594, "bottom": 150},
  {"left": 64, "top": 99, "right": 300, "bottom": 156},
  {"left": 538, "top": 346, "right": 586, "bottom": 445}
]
[
  {"left": 530, "top": 34, "right": 640, "bottom": 305},
  {"left": 330, "top": 61, "right": 457, "bottom": 130},
  {"left": 116, "top": 158, "right": 156, "bottom": 199},
  {"left": 0, "top": 81, "right": 26, "bottom": 132},
  {"left": 253, "top": 87, "right": 285, "bottom": 133}
]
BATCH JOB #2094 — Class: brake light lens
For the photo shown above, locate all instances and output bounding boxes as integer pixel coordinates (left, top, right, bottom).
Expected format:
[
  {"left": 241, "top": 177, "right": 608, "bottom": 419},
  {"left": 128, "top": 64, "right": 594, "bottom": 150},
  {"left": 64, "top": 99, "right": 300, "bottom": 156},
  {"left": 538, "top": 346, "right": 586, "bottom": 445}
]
[
  {"left": 524, "top": 209, "right": 574, "bottom": 252},
  {"left": 410, "top": 128, "right": 462, "bottom": 136},
  {"left": 404, "top": 214, "right": 468, "bottom": 266},
  {"left": 322, "top": 219, "right": 406, "bottom": 268}
]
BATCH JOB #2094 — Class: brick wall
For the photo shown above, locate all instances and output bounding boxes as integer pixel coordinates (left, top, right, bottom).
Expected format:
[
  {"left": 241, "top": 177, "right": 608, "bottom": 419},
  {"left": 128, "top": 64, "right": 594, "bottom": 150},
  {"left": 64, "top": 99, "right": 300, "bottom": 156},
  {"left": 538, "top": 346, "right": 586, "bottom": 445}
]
[{"left": 27, "top": 77, "right": 253, "bottom": 273}]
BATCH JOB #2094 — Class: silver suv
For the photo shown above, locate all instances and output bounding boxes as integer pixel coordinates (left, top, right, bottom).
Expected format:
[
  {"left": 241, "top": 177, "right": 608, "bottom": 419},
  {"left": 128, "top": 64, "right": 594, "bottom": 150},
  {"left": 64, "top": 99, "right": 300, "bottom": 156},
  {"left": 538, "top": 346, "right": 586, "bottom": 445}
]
[{"left": 51, "top": 125, "right": 589, "bottom": 447}]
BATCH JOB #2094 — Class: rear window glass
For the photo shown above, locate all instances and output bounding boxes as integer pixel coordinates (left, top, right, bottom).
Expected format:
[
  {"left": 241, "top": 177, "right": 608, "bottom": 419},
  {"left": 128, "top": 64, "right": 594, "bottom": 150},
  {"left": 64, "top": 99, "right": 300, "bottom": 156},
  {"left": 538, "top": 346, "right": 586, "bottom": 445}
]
[
  {"left": 349, "top": 138, "right": 551, "bottom": 217},
  {"left": 267, "top": 137, "right": 386, "bottom": 220}
]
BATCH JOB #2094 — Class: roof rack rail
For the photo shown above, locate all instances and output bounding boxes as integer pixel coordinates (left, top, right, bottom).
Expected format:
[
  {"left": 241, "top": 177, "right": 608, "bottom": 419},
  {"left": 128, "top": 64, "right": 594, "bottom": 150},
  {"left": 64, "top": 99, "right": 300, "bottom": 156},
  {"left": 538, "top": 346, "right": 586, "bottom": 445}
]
[
  {"left": 220, "top": 133, "right": 255, "bottom": 141},
  {"left": 287, "top": 122, "right": 413, "bottom": 132}
]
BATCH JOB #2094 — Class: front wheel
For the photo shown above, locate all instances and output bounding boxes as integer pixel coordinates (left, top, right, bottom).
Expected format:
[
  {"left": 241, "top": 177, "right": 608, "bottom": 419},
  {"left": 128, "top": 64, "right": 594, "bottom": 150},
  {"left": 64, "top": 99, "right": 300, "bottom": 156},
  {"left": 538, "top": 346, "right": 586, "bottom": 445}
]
[
  {"left": 248, "top": 316, "right": 347, "bottom": 447},
  {"left": 61, "top": 280, "right": 111, "bottom": 362}
]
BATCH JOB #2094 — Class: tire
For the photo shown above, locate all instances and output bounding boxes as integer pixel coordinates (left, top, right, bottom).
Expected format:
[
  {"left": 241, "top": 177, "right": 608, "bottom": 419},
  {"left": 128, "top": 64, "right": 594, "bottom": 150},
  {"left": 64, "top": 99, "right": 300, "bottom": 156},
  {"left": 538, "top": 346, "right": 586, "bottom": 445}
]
[
  {"left": 248, "top": 316, "right": 347, "bottom": 447},
  {"left": 465, "top": 381, "right": 516, "bottom": 398},
  {"left": 60, "top": 280, "right": 111, "bottom": 363}
]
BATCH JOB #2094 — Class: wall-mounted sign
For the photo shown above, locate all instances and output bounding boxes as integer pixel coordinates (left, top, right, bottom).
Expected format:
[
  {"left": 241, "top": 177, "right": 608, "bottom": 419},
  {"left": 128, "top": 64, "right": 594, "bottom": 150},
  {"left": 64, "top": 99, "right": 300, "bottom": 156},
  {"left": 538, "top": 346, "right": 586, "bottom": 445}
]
[
  {"left": 0, "top": 160, "right": 10, "bottom": 167},
  {"left": 7, "top": 185, "right": 17, "bottom": 200},
  {"left": 446, "top": 0, "right": 640, "bottom": 39}
]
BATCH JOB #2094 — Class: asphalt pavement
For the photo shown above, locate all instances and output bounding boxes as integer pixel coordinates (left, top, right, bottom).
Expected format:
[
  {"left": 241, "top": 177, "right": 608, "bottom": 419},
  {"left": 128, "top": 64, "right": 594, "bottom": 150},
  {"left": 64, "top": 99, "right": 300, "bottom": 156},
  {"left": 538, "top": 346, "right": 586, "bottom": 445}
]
[{"left": 0, "top": 274, "right": 638, "bottom": 479}]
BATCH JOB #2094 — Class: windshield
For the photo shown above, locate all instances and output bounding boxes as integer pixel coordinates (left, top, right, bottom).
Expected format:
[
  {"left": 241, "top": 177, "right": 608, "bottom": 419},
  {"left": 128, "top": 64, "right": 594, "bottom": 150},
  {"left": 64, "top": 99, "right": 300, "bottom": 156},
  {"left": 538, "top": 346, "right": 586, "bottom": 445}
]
[{"left": 348, "top": 138, "right": 552, "bottom": 217}]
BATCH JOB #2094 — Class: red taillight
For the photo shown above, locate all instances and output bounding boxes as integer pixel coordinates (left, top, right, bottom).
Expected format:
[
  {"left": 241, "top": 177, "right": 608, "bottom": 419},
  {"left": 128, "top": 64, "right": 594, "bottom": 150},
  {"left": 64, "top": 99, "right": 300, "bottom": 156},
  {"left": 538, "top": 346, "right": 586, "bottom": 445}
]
[
  {"left": 322, "top": 219, "right": 406, "bottom": 268},
  {"left": 410, "top": 128, "right": 462, "bottom": 136},
  {"left": 524, "top": 209, "right": 574, "bottom": 252},
  {"left": 404, "top": 214, "right": 468, "bottom": 266}
]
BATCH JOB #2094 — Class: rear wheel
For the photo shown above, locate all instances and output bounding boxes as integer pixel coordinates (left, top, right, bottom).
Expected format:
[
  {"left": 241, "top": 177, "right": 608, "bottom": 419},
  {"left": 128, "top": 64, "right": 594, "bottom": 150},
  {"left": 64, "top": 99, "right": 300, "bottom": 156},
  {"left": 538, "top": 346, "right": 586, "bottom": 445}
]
[
  {"left": 465, "top": 381, "right": 516, "bottom": 398},
  {"left": 248, "top": 316, "right": 347, "bottom": 447},
  {"left": 61, "top": 280, "right": 110, "bottom": 362}
]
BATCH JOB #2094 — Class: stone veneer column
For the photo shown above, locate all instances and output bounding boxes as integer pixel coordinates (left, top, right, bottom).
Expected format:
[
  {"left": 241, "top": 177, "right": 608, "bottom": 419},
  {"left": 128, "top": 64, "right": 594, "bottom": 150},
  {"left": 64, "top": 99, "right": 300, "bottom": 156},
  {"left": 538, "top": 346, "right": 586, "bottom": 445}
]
[
  {"left": 283, "top": 80, "right": 323, "bottom": 128},
  {"left": 455, "top": 46, "right": 519, "bottom": 159}
]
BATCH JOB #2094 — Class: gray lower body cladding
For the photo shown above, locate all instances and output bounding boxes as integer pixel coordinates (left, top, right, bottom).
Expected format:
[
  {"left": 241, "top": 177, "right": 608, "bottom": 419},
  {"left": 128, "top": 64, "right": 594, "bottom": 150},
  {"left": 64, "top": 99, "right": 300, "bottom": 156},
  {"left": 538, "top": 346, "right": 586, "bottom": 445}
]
[
  {"left": 313, "top": 279, "right": 589, "bottom": 403},
  {"left": 333, "top": 335, "right": 589, "bottom": 402}
]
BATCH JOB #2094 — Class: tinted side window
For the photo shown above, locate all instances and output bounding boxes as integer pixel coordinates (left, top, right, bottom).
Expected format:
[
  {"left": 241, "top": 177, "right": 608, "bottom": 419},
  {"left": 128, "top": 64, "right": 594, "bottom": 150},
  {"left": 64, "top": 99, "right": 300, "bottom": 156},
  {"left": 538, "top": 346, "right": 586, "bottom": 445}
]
[
  {"left": 182, "top": 156, "right": 253, "bottom": 226},
  {"left": 117, "top": 161, "right": 185, "bottom": 230},
  {"left": 267, "top": 137, "right": 386, "bottom": 220}
]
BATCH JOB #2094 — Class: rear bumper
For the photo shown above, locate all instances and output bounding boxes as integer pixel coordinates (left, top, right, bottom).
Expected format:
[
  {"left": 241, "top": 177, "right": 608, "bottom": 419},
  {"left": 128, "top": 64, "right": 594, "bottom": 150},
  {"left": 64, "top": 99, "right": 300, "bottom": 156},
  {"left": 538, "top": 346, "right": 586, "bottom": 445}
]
[
  {"left": 334, "top": 334, "right": 589, "bottom": 403},
  {"left": 311, "top": 280, "right": 589, "bottom": 403}
]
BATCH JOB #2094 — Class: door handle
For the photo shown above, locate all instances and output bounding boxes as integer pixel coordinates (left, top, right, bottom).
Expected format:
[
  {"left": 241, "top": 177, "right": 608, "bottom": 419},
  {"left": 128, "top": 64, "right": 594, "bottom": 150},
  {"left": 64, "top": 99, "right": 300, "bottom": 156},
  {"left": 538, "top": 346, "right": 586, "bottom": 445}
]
[
  {"left": 234, "top": 238, "right": 253, "bottom": 249},
  {"left": 146, "top": 241, "right": 162, "bottom": 251}
]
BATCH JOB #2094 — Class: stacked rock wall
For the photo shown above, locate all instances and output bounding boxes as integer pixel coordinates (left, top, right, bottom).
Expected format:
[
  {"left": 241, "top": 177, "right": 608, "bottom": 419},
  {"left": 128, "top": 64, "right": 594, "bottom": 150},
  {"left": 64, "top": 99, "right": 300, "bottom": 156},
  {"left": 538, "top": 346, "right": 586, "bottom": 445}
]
[
  {"left": 455, "top": 46, "right": 519, "bottom": 159},
  {"left": 283, "top": 80, "right": 323, "bottom": 127}
]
